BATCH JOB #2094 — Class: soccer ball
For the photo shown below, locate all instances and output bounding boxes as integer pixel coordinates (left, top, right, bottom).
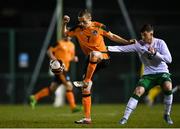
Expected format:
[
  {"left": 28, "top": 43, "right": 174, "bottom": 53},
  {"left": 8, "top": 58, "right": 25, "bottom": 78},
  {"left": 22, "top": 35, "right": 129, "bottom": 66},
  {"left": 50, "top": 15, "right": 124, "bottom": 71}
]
[{"left": 49, "top": 60, "right": 65, "bottom": 74}]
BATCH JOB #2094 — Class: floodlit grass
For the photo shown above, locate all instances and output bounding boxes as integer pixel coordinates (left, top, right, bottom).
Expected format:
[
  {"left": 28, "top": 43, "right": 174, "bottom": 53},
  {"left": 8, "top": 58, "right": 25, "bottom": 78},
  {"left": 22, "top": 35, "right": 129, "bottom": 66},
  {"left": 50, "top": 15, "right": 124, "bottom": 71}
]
[{"left": 0, "top": 104, "right": 179, "bottom": 128}]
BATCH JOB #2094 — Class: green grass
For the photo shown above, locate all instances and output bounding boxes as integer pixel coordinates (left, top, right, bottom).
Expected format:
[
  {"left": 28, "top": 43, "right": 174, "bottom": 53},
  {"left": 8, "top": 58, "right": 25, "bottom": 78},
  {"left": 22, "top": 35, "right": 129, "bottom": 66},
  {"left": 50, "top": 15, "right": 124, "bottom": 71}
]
[{"left": 0, "top": 104, "right": 179, "bottom": 128}]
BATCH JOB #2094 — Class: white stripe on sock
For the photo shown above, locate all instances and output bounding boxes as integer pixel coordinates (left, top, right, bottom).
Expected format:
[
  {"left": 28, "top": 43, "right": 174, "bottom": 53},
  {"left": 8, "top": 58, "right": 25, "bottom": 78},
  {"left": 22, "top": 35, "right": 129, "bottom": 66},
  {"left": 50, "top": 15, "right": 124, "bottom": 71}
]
[
  {"left": 123, "top": 97, "right": 138, "bottom": 120},
  {"left": 164, "top": 94, "right": 173, "bottom": 115}
]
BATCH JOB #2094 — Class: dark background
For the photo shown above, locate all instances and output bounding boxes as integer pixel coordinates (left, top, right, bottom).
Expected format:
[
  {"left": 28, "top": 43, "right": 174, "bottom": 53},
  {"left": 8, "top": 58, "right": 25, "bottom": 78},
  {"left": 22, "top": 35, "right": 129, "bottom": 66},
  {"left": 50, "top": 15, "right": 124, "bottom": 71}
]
[{"left": 0, "top": 0, "right": 180, "bottom": 104}]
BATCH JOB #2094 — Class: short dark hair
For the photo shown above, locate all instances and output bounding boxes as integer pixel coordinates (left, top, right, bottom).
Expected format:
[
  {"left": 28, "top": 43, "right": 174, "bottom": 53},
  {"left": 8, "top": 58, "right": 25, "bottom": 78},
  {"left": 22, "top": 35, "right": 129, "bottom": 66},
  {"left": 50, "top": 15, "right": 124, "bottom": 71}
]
[
  {"left": 78, "top": 9, "right": 91, "bottom": 18},
  {"left": 140, "top": 24, "right": 154, "bottom": 33}
]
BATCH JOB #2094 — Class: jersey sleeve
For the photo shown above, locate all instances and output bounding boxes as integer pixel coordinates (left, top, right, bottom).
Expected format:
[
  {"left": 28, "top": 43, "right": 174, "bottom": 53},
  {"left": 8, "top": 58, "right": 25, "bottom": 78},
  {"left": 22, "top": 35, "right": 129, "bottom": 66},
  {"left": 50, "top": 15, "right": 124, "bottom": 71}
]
[
  {"left": 66, "top": 31, "right": 75, "bottom": 37},
  {"left": 108, "top": 44, "right": 137, "bottom": 53},
  {"left": 49, "top": 41, "right": 60, "bottom": 54},
  {"left": 93, "top": 21, "right": 110, "bottom": 36},
  {"left": 153, "top": 40, "right": 172, "bottom": 63},
  {"left": 100, "top": 24, "right": 112, "bottom": 37}
]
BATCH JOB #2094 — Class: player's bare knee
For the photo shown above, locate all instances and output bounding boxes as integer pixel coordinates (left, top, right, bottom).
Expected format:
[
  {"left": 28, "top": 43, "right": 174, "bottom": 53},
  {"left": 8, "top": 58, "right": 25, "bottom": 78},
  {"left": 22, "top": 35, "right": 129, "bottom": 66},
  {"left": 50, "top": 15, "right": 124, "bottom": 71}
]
[
  {"left": 66, "top": 81, "right": 73, "bottom": 91},
  {"left": 89, "top": 51, "right": 103, "bottom": 63},
  {"left": 162, "top": 81, "right": 172, "bottom": 91},
  {"left": 134, "top": 86, "right": 145, "bottom": 96}
]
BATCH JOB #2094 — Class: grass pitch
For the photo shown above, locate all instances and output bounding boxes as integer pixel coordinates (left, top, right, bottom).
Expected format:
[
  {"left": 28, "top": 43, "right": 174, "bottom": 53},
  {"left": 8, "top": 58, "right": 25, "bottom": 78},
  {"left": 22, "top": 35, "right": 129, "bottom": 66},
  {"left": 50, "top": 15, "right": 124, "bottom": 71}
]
[{"left": 0, "top": 104, "right": 179, "bottom": 128}]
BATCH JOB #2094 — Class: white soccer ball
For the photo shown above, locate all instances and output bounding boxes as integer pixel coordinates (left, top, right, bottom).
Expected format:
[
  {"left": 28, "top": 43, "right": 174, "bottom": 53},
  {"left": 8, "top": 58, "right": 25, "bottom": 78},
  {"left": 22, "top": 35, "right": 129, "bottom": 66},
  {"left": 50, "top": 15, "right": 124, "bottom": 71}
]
[{"left": 50, "top": 60, "right": 64, "bottom": 74}]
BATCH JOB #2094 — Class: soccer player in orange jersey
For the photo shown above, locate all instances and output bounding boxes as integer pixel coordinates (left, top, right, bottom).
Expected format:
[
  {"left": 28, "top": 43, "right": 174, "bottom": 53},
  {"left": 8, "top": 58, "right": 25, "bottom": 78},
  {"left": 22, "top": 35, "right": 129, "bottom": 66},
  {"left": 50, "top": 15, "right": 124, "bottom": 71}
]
[
  {"left": 62, "top": 9, "right": 135, "bottom": 124},
  {"left": 30, "top": 36, "right": 81, "bottom": 113}
]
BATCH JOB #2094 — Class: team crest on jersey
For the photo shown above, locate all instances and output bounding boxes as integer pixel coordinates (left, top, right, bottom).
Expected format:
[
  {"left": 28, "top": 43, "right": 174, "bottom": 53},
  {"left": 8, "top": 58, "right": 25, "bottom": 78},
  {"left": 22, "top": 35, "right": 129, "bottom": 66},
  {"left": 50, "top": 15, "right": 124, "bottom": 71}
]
[{"left": 92, "top": 30, "right": 98, "bottom": 35}]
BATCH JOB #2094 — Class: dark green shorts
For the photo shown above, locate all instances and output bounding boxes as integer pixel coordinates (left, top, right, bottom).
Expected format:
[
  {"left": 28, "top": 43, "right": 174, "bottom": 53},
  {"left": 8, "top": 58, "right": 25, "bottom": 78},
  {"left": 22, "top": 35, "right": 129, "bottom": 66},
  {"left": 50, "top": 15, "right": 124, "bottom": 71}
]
[{"left": 137, "top": 73, "right": 172, "bottom": 91}]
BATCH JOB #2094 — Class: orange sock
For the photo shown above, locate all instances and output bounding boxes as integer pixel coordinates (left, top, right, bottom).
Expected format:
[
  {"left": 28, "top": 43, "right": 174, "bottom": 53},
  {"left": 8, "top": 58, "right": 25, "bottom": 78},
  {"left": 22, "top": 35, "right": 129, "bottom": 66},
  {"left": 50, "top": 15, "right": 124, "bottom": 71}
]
[
  {"left": 66, "top": 91, "right": 76, "bottom": 110},
  {"left": 84, "top": 63, "right": 97, "bottom": 82},
  {"left": 82, "top": 95, "right": 91, "bottom": 119},
  {"left": 34, "top": 87, "right": 50, "bottom": 101}
]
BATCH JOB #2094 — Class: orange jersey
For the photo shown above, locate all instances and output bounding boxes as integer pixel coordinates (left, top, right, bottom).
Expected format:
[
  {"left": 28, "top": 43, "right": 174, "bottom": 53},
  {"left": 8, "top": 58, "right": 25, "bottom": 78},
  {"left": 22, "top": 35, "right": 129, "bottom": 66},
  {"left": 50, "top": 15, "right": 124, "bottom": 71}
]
[
  {"left": 67, "top": 21, "right": 110, "bottom": 59},
  {"left": 49, "top": 40, "right": 75, "bottom": 71}
]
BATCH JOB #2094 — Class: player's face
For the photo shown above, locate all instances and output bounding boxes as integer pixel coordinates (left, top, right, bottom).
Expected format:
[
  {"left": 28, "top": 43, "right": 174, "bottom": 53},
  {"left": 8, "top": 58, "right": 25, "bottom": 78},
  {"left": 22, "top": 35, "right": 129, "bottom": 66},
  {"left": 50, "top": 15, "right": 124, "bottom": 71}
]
[
  {"left": 141, "top": 31, "right": 153, "bottom": 43},
  {"left": 78, "top": 16, "right": 91, "bottom": 28}
]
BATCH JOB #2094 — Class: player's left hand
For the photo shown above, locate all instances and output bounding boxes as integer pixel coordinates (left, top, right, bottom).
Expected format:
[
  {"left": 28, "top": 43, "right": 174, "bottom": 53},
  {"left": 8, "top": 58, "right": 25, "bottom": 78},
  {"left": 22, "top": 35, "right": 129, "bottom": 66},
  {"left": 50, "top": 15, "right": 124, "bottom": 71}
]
[
  {"left": 148, "top": 46, "right": 156, "bottom": 55},
  {"left": 147, "top": 46, "right": 157, "bottom": 59}
]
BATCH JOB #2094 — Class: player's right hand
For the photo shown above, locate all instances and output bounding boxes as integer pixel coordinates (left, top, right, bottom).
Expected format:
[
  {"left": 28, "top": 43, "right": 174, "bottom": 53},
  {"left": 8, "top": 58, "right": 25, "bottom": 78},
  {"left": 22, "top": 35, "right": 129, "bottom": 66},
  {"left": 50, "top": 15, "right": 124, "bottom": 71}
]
[
  {"left": 128, "top": 39, "right": 136, "bottom": 44},
  {"left": 63, "top": 15, "right": 70, "bottom": 23}
]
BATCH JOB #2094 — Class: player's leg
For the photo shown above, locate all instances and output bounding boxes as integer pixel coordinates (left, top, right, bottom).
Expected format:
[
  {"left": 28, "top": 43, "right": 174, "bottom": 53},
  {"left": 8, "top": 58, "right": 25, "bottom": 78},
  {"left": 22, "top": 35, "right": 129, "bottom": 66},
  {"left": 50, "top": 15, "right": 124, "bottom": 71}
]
[
  {"left": 53, "top": 84, "right": 66, "bottom": 107},
  {"left": 73, "top": 51, "right": 103, "bottom": 87},
  {"left": 145, "top": 86, "right": 161, "bottom": 106},
  {"left": 84, "top": 51, "right": 103, "bottom": 82},
  {"left": 30, "top": 81, "right": 58, "bottom": 109},
  {"left": 119, "top": 86, "right": 145, "bottom": 124},
  {"left": 160, "top": 74, "right": 173, "bottom": 125},
  {"left": 74, "top": 59, "right": 93, "bottom": 124},
  {"left": 73, "top": 52, "right": 98, "bottom": 119},
  {"left": 65, "top": 81, "right": 80, "bottom": 113},
  {"left": 59, "top": 73, "right": 81, "bottom": 113},
  {"left": 119, "top": 75, "right": 153, "bottom": 125},
  {"left": 75, "top": 83, "right": 92, "bottom": 124},
  {"left": 74, "top": 54, "right": 110, "bottom": 124}
]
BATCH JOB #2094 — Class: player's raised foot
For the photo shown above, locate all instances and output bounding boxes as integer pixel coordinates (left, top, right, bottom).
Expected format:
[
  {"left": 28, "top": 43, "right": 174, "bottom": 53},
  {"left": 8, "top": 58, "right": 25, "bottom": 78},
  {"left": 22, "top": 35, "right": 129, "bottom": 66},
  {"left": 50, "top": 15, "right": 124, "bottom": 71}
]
[
  {"left": 29, "top": 95, "right": 37, "bottom": 109},
  {"left": 119, "top": 117, "right": 127, "bottom": 125},
  {"left": 73, "top": 81, "right": 92, "bottom": 88},
  {"left": 163, "top": 114, "right": 173, "bottom": 125},
  {"left": 75, "top": 118, "right": 91, "bottom": 124},
  {"left": 72, "top": 106, "right": 82, "bottom": 113}
]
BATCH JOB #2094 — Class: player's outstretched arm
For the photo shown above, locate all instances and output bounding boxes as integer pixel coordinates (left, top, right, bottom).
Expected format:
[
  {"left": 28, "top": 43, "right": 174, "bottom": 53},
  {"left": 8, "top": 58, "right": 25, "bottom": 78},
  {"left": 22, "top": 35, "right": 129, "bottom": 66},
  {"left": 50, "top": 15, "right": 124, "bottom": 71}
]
[
  {"left": 62, "top": 15, "right": 70, "bottom": 37},
  {"left": 47, "top": 48, "right": 57, "bottom": 60},
  {"left": 106, "top": 32, "right": 136, "bottom": 44}
]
